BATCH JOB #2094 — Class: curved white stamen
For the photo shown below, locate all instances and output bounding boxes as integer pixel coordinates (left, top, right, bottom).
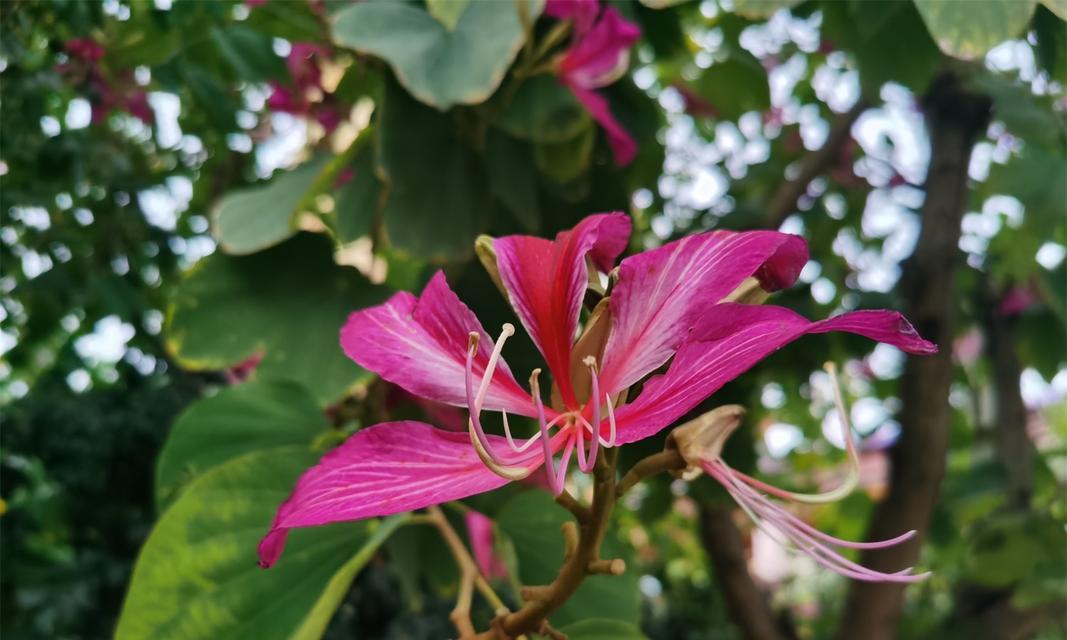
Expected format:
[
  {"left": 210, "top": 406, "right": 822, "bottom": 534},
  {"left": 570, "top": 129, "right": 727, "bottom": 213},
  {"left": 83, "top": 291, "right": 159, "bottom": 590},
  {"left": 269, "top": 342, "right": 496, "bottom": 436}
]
[
  {"left": 601, "top": 390, "right": 617, "bottom": 447},
  {"left": 465, "top": 331, "right": 529, "bottom": 480},
  {"left": 475, "top": 323, "right": 514, "bottom": 409},
  {"left": 734, "top": 362, "right": 859, "bottom": 504}
]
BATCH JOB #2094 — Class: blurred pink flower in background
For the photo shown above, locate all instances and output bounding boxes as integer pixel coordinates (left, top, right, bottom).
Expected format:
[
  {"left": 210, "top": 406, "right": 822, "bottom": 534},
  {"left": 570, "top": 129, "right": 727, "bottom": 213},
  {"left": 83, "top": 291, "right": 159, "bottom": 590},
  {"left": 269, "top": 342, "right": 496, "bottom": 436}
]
[{"left": 464, "top": 511, "right": 508, "bottom": 580}]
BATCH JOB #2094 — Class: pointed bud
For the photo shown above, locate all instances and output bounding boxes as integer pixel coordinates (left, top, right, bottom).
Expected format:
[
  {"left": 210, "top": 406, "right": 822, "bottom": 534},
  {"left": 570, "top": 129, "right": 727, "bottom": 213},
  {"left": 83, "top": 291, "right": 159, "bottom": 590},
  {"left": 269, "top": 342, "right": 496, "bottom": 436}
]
[
  {"left": 475, "top": 235, "right": 507, "bottom": 297},
  {"left": 666, "top": 405, "right": 746, "bottom": 481}
]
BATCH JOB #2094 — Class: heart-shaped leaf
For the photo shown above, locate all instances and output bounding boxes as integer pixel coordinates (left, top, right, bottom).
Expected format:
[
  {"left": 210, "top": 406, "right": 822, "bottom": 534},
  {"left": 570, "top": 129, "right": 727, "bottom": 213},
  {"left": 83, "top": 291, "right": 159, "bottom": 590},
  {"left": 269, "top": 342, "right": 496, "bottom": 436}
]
[
  {"left": 116, "top": 446, "right": 407, "bottom": 640},
  {"left": 915, "top": 0, "right": 1038, "bottom": 60},
  {"left": 165, "top": 233, "right": 390, "bottom": 406},
  {"left": 332, "top": 0, "right": 543, "bottom": 110}
]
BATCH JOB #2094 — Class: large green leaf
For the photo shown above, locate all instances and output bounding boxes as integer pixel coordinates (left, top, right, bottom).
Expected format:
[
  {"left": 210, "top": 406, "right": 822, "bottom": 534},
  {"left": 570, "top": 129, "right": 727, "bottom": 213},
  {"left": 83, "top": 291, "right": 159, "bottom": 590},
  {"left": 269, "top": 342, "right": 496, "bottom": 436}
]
[
  {"left": 332, "top": 0, "right": 543, "bottom": 110},
  {"left": 495, "top": 491, "right": 641, "bottom": 627},
  {"left": 156, "top": 379, "right": 328, "bottom": 506},
  {"left": 1042, "top": 0, "right": 1067, "bottom": 20},
  {"left": 377, "top": 79, "right": 491, "bottom": 260},
  {"left": 166, "top": 233, "right": 389, "bottom": 405},
  {"left": 494, "top": 76, "right": 592, "bottom": 143},
  {"left": 732, "top": 0, "right": 802, "bottom": 19},
  {"left": 915, "top": 0, "right": 1038, "bottom": 60},
  {"left": 332, "top": 146, "right": 382, "bottom": 245},
  {"left": 213, "top": 157, "right": 328, "bottom": 255},
  {"left": 116, "top": 447, "right": 407, "bottom": 640}
]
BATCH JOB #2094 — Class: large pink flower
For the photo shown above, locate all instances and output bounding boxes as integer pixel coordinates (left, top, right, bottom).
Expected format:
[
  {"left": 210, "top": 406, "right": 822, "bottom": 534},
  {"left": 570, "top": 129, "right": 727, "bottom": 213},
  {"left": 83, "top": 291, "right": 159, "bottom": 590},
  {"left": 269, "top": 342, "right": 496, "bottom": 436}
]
[
  {"left": 550, "top": 2, "right": 641, "bottom": 166},
  {"left": 258, "top": 214, "right": 935, "bottom": 572}
]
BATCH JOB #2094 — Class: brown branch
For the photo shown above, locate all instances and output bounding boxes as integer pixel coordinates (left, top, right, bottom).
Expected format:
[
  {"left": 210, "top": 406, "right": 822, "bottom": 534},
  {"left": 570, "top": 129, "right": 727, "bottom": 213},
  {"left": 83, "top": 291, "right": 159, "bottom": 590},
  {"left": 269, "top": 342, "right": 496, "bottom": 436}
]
[
  {"left": 555, "top": 489, "right": 591, "bottom": 524},
  {"left": 764, "top": 98, "right": 870, "bottom": 230},
  {"left": 699, "top": 504, "right": 789, "bottom": 640},
  {"left": 481, "top": 449, "right": 621, "bottom": 638},
  {"left": 834, "top": 72, "right": 992, "bottom": 640},
  {"left": 615, "top": 449, "right": 686, "bottom": 497},
  {"left": 980, "top": 278, "right": 1034, "bottom": 508}
]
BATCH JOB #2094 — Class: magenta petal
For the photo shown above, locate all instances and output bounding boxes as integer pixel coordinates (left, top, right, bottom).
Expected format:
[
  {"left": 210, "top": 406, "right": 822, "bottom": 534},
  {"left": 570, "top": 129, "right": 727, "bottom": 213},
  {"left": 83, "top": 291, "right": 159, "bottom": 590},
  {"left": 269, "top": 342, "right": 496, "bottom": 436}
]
[
  {"left": 258, "top": 421, "right": 537, "bottom": 567},
  {"left": 599, "top": 231, "right": 808, "bottom": 394},
  {"left": 569, "top": 85, "right": 638, "bottom": 166},
  {"left": 492, "top": 213, "right": 631, "bottom": 408},
  {"left": 560, "top": 7, "right": 641, "bottom": 89},
  {"left": 611, "top": 304, "right": 936, "bottom": 445},
  {"left": 341, "top": 271, "right": 534, "bottom": 416},
  {"left": 465, "top": 510, "right": 508, "bottom": 579},
  {"left": 545, "top": 0, "right": 600, "bottom": 35}
]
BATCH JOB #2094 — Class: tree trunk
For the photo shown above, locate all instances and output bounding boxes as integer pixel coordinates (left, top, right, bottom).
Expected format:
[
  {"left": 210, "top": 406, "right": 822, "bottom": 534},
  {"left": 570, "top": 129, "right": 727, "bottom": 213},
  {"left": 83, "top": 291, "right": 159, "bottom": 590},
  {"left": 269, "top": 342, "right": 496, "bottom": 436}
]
[{"left": 834, "top": 72, "right": 992, "bottom": 640}]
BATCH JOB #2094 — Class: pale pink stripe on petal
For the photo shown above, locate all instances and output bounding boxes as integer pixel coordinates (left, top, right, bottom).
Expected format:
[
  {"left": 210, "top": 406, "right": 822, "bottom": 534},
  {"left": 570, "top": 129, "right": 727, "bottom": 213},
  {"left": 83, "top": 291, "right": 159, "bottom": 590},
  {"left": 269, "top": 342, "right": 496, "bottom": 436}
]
[
  {"left": 341, "top": 270, "right": 534, "bottom": 416},
  {"left": 609, "top": 304, "right": 936, "bottom": 445},
  {"left": 493, "top": 213, "right": 631, "bottom": 408},
  {"left": 599, "top": 231, "right": 808, "bottom": 394},
  {"left": 258, "top": 421, "right": 542, "bottom": 567}
]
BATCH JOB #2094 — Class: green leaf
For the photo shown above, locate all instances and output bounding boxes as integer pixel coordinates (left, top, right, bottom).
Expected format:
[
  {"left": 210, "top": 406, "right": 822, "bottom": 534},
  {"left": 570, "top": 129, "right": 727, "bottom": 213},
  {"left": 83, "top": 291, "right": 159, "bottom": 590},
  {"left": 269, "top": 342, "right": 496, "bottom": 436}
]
[
  {"left": 378, "top": 79, "right": 491, "bottom": 260},
  {"left": 1042, "top": 0, "right": 1067, "bottom": 20},
  {"left": 166, "top": 233, "right": 390, "bottom": 406},
  {"left": 155, "top": 379, "right": 328, "bottom": 507},
  {"left": 211, "top": 25, "right": 285, "bottom": 83},
  {"left": 495, "top": 491, "right": 640, "bottom": 627},
  {"left": 558, "top": 619, "right": 648, "bottom": 640},
  {"left": 691, "top": 54, "right": 770, "bottom": 120},
  {"left": 484, "top": 130, "right": 541, "bottom": 232},
  {"left": 426, "top": 0, "right": 471, "bottom": 30},
  {"left": 535, "top": 125, "right": 596, "bottom": 183},
  {"left": 915, "top": 0, "right": 1038, "bottom": 60},
  {"left": 333, "top": 0, "right": 543, "bottom": 110},
  {"left": 494, "top": 76, "right": 593, "bottom": 143},
  {"left": 332, "top": 146, "right": 382, "bottom": 244},
  {"left": 732, "top": 0, "right": 802, "bottom": 19},
  {"left": 213, "top": 157, "right": 329, "bottom": 255},
  {"left": 116, "top": 447, "right": 406, "bottom": 640},
  {"left": 969, "top": 72, "right": 1065, "bottom": 146}
]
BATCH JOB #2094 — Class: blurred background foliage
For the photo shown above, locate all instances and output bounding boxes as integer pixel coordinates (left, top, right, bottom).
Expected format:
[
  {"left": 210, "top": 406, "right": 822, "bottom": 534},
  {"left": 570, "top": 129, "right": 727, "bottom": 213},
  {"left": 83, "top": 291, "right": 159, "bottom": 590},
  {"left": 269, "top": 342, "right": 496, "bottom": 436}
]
[{"left": 1, "top": 0, "right": 1065, "bottom": 638}]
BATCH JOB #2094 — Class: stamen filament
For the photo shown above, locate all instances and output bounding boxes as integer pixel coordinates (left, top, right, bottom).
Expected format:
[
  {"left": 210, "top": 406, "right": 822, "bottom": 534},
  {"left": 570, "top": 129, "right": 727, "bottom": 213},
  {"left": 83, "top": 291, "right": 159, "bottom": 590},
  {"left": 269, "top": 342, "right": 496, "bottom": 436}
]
[
  {"left": 474, "top": 324, "right": 515, "bottom": 409},
  {"left": 532, "top": 369, "right": 570, "bottom": 495},
  {"left": 465, "top": 332, "right": 529, "bottom": 480},
  {"left": 576, "top": 357, "right": 601, "bottom": 472}
]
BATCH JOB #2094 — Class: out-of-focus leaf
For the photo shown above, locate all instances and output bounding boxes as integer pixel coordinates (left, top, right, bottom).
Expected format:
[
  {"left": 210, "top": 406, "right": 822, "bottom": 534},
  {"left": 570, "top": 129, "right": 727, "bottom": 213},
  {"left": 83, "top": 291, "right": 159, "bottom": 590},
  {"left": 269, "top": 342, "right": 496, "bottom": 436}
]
[
  {"left": 116, "top": 447, "right": 406, "bottom": 640},
  {"left": 970, "top": 73, "right": 1064, "bottom": 146},
  {"left": 495, "top": 76, "right": 592, "bottom": 143},
  {"left": 495, "top": 491, "right": 640, "bottom": 627},
  {"left": 378, "top": 79, "right": 490, "bottom": 260},
  {"left": 484, "top": 130, "right": 540, "bottom": 232},
  {"left": 333, "top": 0, "right": 543, "bottom": 109},
  {"left": 166, "top": 233, "right": 389, "bottom": 406},
  {"left": 1042, "top": 0, "right": 1067, "bottom": 20},
  {"left": 155, "top": 379, "right": 327, "bottom": 507},
  {"left": 559, "top": 619, "right": 648, "bottom": 639},
  {"left": 732, "top": 0, "right": 802, "bottom": 19},
  {"left": 332, "top": 146, "right": 381, "bottom": 244},
  {"left": 211, "top": 26, "right": 285, "bottom": 83},
  {"left": 914, "top": 0, "right": 1038, "bottom": 60},
  {"left": 213, "top": 157, "right": 328, "bottom": 255},
  {"left": 535, "top": 125, "right": 596, "bottom": 183},
  {"left": 691, "top": 54, "right": 770, "bottom": 120},
  {"left": 426, "top": 0, "right": 471, "bottom": 29}
]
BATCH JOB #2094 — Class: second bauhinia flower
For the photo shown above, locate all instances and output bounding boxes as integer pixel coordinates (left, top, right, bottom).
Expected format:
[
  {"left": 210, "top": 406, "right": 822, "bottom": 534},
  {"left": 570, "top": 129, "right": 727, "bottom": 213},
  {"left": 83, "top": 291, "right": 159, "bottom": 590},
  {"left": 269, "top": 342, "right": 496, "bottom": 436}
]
[{"left": 257, "top": 213, "right": 937, "bottom": 582}]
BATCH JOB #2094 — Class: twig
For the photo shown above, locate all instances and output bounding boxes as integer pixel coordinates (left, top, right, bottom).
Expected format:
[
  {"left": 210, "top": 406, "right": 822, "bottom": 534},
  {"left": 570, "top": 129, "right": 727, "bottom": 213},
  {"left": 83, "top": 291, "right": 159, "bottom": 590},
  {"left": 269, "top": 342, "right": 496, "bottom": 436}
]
[
  {"left": 425, "top": 505, "right": 510, "bottom": 638},
  {"left": 615, "top": 449, "right": 686, "bottom": 497},
  {"left": 763, "top": 98, "right": 870, "bottom": 230},
  {"left": 555, "top": 489, "right": 591, "bottom": 523}
]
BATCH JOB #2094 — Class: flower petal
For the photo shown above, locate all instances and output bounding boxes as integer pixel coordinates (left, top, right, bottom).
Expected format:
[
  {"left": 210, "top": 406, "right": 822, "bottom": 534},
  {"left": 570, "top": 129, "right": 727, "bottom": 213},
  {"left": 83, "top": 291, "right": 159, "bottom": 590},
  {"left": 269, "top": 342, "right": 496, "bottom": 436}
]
[
  {"left": 560, "top": 7, "right": 641, "bottom": 89},
  {"left": 611, "top": 304, "right": 936, "bottom": 445},
  {"left": 341, "top": 270, "right": 533, "bottom": 416},
  {"left": 568, "top": 85, "right": 638, "bottom": 166},
  {"left": 599, "top": 231, "right": 808, "bottom": 394},
  {"left": 258, "top": 421, "right": 540, "bottom": 567},
  {"left": 545, "top": 0, "right": 599, "bottom": 35},
  {"left": 492, "top": 213, "right": 631, "bottom": 408}
]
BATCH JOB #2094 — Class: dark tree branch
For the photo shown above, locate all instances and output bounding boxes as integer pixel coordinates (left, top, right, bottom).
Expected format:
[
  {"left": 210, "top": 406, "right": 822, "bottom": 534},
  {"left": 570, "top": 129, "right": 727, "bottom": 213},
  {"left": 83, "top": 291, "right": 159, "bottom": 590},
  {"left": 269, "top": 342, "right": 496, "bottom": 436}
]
[
  {"left": 764, "top": 98, "right": 870, "bottom": 230},
  {"left": 835, "top": 72, "right": 992, "bottom": 640},
  {"left": 699, "top": 504, "right": 789, "bottom": 640}
]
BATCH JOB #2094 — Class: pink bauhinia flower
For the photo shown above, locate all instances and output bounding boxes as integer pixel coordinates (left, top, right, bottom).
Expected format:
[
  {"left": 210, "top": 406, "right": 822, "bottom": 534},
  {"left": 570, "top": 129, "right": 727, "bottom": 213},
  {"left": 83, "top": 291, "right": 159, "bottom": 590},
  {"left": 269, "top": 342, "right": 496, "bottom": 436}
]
[
  {"left": 550, "top": 1, "right": 641, "bottom": 166},
  {"left": 258, "top": 213, "right": 936, "bottom": 579}
]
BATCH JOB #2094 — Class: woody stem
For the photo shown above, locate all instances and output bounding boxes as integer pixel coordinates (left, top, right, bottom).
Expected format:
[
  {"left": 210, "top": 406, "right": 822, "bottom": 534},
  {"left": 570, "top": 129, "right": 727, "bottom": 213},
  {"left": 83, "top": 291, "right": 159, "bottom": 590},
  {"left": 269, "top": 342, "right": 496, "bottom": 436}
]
[
  {"left": 482, "top": 448, "right": 621, "bottom": 638},
  {"left": 425, "top": 505, "right": 509, "bottom": 638},
  {"left": 615, "top": 449, "right": 687, "bottom": 498}
]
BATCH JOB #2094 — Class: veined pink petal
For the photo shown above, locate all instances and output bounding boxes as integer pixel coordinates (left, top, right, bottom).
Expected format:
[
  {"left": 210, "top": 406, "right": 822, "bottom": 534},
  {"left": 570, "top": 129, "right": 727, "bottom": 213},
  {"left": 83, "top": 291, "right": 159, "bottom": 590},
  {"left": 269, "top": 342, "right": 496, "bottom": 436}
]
[
  {"left": 560, "top": 7, "right": 641, "bottom": 90},
  {"left": 568, "top": 85, "right": 638, "bottom": 166},
  {"left": 259, "top": 421, "right": 543, "bottom": 567},
  {"left": 492, "top": 213, "right": 631, "bottom": 409},
  {"left": 465, "top": 510, "right": 508, "bottom": 579},
  {"left": 341, "top": 271, "right": 534, "bottom": 416},
  {"left": 545, "top": 0, "right": 600, "bottom": 35},
  {"left": 599, "top": 231, "right": 808, "bottom": 394},
  {"left": 610, "top": 304, "right": 936, "bottom": 445}
]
